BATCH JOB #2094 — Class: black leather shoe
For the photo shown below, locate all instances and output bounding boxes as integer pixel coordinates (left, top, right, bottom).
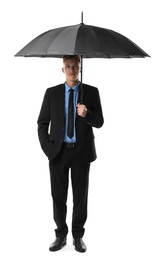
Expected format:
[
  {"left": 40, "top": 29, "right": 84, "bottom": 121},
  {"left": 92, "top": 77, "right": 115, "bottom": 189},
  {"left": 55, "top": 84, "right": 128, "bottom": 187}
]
[
  {"left": 49, "top": 237, "right": 67, "bottom": 251},
  {"left": 73, "top": 238, "right": 87, "bottom": 253}
]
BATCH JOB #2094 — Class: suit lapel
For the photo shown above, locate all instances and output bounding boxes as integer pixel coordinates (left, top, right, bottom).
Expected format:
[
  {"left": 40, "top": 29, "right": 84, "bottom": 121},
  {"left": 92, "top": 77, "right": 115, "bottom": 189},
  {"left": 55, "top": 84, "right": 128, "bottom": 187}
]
[{"left": 55, "top": 84, "right": 65, "bottom": 126}]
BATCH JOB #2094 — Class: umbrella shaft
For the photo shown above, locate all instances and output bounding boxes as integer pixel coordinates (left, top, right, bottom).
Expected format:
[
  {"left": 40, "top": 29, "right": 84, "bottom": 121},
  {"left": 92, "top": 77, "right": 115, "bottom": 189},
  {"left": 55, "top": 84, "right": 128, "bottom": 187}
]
[{"left": 81, "top": 55, "right": 83, "bottom": 83}]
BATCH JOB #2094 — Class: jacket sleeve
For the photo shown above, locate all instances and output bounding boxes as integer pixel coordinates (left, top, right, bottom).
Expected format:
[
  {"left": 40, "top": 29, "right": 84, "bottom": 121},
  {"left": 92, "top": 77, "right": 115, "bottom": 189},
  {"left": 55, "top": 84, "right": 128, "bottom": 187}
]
[
  {"left": 84, "top": 88, "right": 104, "bottom": 128},
  {"left": 37, "top": 89, "right": 50, "bottom": 156}
]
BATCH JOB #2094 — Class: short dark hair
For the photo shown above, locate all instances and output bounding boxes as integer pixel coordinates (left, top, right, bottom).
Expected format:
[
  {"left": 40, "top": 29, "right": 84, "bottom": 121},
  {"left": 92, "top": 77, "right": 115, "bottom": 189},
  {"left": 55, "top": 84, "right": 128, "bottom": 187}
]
[{"left": 63, "top": 55, "right": 81, "bottom": 63}]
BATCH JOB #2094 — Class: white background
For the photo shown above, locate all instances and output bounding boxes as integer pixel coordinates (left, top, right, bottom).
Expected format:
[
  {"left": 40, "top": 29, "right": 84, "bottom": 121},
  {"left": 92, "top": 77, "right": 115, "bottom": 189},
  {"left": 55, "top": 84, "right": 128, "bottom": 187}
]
[{"left": 0, "top": 0, "right": 166, "bottom": 259}]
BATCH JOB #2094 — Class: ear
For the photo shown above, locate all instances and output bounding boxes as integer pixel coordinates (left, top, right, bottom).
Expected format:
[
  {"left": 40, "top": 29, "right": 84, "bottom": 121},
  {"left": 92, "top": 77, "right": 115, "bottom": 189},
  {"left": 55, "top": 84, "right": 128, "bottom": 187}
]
[{"left": 62, "top": 67, "right": 64, "bottom": 73}]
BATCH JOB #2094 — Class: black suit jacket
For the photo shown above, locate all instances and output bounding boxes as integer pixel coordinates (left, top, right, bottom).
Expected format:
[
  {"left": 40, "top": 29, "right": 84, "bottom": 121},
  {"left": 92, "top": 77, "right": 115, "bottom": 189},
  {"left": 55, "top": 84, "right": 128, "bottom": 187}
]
[{"left": 37, "top": 83, "right": 104, "bottom": 163}]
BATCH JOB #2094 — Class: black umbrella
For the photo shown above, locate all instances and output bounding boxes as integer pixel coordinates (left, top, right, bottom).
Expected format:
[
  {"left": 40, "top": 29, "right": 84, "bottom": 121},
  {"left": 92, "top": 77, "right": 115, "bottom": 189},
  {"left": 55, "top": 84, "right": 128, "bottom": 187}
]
[
  {"left": 15, "top": 12, "right": 149, "bottom": 58},
  {"left": 15, "top": 13, "right": 150, "bottom": 100}
]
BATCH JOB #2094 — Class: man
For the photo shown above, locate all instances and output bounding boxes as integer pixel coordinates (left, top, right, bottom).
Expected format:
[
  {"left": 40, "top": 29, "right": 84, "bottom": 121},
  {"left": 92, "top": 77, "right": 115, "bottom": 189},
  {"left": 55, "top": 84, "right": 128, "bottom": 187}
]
[{"left": 37, "top": 55, "right": 104, "bottom": 252}]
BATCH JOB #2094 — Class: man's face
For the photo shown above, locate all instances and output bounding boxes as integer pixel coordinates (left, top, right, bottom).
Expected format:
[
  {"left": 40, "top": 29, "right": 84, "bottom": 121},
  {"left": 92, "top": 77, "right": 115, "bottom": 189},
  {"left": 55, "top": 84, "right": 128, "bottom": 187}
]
[{"left": 62, "top": 58, "right": 80, "bottom": 84}]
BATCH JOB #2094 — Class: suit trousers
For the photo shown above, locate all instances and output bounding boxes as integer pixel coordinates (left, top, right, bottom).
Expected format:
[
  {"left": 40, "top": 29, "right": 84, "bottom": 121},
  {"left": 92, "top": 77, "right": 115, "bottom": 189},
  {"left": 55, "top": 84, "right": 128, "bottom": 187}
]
[{"left": 49, "top": 144, "right": 90, "bottom": 238}]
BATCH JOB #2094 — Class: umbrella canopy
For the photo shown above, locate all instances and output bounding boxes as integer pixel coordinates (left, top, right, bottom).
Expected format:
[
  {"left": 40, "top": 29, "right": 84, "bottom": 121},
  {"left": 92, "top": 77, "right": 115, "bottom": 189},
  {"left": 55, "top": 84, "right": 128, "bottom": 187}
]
[
  {"left": 15, "top": 15, "right": 149, "bottom": 102},
  {"left": 15, "top": 23, "right": 149, "bottom": 58}
]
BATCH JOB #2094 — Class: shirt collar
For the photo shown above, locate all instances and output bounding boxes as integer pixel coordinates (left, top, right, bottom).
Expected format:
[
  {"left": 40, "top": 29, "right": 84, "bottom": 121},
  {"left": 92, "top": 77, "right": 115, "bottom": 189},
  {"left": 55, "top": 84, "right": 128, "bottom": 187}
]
[{"left": 65, "top": 81, "right": 80, "bottom": 92}]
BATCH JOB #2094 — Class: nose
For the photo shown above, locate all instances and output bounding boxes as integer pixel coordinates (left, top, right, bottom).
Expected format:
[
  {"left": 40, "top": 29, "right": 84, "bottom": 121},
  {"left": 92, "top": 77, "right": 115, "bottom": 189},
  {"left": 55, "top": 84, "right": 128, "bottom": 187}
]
[{"left": 70, "top": 65, "right": 75, "bottom": 71}]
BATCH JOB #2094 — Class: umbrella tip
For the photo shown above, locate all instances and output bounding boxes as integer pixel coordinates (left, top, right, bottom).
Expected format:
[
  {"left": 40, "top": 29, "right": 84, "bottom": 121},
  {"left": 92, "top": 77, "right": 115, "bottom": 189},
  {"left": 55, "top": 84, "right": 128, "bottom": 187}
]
[{"left": 81, "top": 11, "right": 84, "bottom": 24}]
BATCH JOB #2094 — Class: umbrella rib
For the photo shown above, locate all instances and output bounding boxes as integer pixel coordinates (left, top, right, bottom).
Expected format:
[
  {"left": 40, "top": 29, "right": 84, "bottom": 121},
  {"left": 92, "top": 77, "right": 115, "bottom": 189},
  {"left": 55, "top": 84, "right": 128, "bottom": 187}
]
[
  {"left": 44, "top": 25, "right": 80, "bottom": 57},
  {"left": 44, "top": 29, "right": 64, "bottom": 57},
  {"left": 42, "top": 27, "right": 71, "bottom": 57}
]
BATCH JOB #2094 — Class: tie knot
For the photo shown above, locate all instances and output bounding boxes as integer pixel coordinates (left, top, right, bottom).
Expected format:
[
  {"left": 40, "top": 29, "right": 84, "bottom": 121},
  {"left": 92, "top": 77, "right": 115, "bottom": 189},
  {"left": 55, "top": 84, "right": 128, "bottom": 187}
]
[{"left": 69, "top": 88, "right": 74, "bottom": 93}]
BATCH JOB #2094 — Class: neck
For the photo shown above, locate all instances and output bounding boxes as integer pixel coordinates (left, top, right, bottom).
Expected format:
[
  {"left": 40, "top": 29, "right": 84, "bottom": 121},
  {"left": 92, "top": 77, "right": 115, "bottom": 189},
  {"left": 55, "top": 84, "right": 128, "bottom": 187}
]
[{"left": 66, "top": 79, "right": 79, "bottom": 88}]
